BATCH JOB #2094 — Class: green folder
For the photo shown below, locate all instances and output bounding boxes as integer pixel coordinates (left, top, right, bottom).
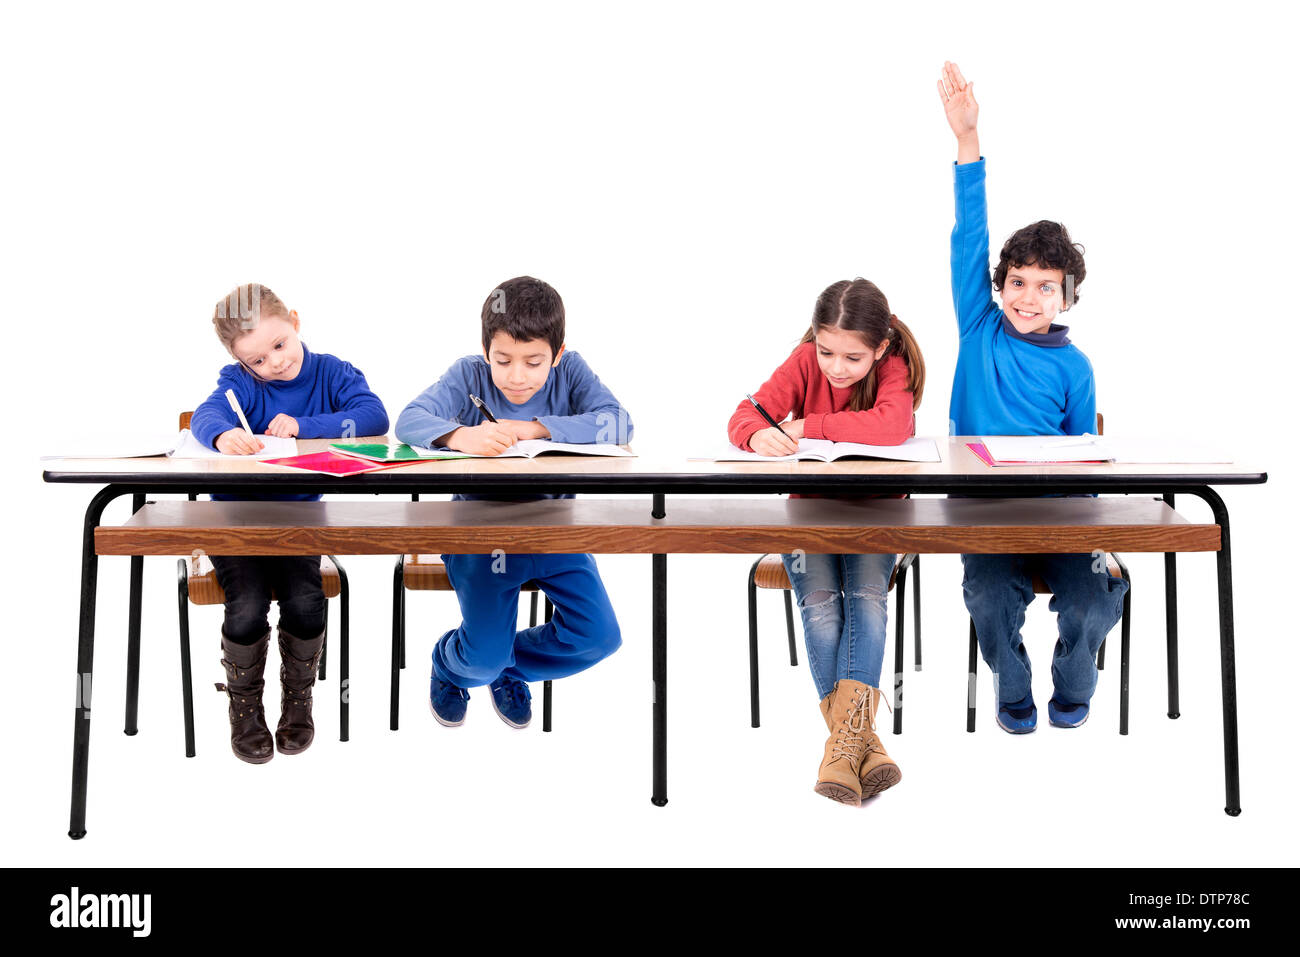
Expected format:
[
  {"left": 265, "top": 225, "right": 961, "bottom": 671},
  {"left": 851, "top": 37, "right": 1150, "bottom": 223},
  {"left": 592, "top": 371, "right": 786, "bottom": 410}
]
[{"left": 330, "top": 442, "right": 472, "bottom": 462}]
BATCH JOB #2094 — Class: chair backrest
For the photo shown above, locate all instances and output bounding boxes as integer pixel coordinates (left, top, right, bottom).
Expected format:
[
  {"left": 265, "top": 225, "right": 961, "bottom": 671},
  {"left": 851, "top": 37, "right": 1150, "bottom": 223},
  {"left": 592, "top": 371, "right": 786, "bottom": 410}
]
[
  {"left": 179, "top": 411, "right": 193, "bottom": 430},
  {"left": 1096, "top": 412, "right": 1103, "bottom": 436}
]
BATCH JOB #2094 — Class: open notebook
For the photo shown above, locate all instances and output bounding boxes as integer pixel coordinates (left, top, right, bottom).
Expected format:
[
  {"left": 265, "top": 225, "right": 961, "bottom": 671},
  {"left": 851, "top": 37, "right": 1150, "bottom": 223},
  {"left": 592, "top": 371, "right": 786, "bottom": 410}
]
[
  {"left": 707, "top": 436, "right": 941, "bottom": 463},
  {"left": 333, "top": 440, "right": 636, "bottom": 461}
]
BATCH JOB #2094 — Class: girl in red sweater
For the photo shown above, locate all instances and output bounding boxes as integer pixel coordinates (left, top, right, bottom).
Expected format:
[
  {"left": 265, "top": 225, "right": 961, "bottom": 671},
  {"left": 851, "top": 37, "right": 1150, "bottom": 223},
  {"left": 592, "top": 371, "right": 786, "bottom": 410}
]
[{"left": 727, "top": 278, "right": 926, "bottom": 805}]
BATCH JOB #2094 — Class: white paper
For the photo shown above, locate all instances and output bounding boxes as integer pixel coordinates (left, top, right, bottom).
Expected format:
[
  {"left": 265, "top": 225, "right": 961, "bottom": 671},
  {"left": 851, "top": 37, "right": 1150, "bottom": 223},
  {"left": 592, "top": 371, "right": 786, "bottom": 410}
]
[
  {"left": 706, "top": 436, "right": 941, "bottom": 463},
  {"left": 168, "top": 428, "right": 298, "bottom": 460}
]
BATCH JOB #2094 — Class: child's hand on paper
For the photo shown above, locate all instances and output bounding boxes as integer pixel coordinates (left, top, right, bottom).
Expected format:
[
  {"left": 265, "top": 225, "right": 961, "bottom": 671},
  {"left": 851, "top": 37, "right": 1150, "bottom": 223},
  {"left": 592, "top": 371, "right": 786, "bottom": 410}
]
[
  {"left": 749, "top": 426, "right": 800, "bottom": 457},
  {"left": 264, "top": 414, "right": 299, "bottom": 438},
  {"left": 498, "top": 419, "right": 550, "bottom": 442},
  {"left": 446, "top": 422, "right": 516, "bottom": 456},
  {"left": 216, "top": 428, "right": 265, "bottom": 455}
]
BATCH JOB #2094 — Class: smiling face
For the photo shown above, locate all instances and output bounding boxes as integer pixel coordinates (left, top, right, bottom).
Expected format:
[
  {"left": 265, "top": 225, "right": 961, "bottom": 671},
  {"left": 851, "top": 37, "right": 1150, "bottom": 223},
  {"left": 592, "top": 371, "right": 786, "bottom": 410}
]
[
  {"left": 1000, "top": 263, "right": 1067, "bottom": 335},
  {"left": 232, "top": 313, "right": 304, "bottom": 381},
  {"left": 485, "top": 331, "right": 564, "bottom": 404},
  {"left": 814, "top": 325, "right": 888, "bottom": 390}
]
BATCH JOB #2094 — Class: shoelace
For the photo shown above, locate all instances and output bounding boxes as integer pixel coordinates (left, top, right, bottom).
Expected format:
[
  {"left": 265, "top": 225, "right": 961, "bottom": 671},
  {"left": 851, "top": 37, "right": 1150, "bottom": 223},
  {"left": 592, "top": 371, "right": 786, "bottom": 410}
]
[
  {"left": 498, "top": 680, "right": 530, "bottom": 710},
  {"left": 829, "top": 688, "right": 874, "bottom": 763}
]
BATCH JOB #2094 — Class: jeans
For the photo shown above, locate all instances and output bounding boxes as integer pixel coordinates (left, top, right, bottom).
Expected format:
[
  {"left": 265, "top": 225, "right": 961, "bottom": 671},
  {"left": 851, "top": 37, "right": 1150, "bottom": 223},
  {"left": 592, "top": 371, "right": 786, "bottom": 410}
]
[
  {"left": 433, "top": 552, "right": 622, "bottom": 688},
  {"left": 962, "top": 553, "right": 1128, "bottom": 705},
  {"left": 780, "top": 552, "right": 895, "bottom": 699},
  {"left": 209, "top": 554, "right": 326, "bottom": 644}
]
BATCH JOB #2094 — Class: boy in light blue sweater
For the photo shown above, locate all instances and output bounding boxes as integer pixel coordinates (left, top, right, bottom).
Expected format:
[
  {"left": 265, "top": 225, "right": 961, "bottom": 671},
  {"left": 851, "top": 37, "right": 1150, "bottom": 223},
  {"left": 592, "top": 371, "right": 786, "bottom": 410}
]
[
  {"left": 938, "top": 62, "right": 1127, "bottom": 732},
  {"left": 396, "top": 276, "right": 631, "bottom": 730}
]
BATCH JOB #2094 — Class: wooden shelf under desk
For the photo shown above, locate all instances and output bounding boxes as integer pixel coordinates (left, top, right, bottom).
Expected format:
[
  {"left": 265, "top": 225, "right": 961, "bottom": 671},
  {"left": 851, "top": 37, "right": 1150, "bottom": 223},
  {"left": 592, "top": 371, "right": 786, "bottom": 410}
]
[{"left": 94, "top": 496, "right": 1220, "bottom": 556}]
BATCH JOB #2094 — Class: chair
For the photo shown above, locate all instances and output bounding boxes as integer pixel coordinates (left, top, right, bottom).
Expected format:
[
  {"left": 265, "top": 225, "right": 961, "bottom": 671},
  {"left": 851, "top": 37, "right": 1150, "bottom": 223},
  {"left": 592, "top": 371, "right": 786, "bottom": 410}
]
[
  {"left": 748, "top": 553, "right": 921, "bottom": 733},
  {"left": 391, "top": 539, "right": 555, "bottom": 731},
  {"left": 174, "top": 411, "right": 350, "bottom": 756}
]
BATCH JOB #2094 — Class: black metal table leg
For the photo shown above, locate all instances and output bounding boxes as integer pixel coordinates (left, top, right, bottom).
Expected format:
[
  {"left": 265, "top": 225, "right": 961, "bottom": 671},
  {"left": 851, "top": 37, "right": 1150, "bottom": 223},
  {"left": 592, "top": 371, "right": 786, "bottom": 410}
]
[
  {"left": 123, "top": 493, "right": 146, "bottom": 737},
  {"left": 912, "top": 554, "right": 922, "bottom": 671},
  {"left": 1194, "top": 488, "right": 1241, "bottom": 816},
  {"left": 651, "top": 493, "right": 667, "bottom": 807},
  {"left": 335, "top": 557, "right": 349, "bottom": 743},
  {"left": 747, "top": 559, "right": 760, "bottom": 728},
  {"left": 892, "top": 563, "right": 907, "bottom": 735},
  {"left": 390, "top": 558, "right": 402, "bottom": 731},
  {"left": 1163, "top": 492, "right": 1181, "bottom": 719},
  {"left": 70, "top": 485, "right": 127, "bottom": 840}
]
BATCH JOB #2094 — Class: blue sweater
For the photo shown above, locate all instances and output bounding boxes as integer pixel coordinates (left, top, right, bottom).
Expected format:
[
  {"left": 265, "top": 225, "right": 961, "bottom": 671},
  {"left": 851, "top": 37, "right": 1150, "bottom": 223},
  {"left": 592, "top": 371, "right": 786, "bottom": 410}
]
[
  {"left": 949, "top": 159, "right": 1096, "bottom": 437},
  {"left": 395, "top": 350, "right": 633, "bottom": 501},
  {"left": 191, "top": 343, "right": 389, "bottom": 501}
]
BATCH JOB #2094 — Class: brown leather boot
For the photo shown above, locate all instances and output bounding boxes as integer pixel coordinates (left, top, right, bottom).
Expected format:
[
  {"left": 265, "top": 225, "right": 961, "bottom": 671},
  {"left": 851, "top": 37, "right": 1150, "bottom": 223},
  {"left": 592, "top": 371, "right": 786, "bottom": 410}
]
[
  {"left": 814, "top": 679, "right": 873, "bottom": 805},
  {"left": 857, "top": 685, "right": 902, "bottom": 798},
  {"left": 819, "top": 691, "right": 833, "bottom": 729},
  {"left": 276, "top": 626, "right": 325, "bottom": 755},
  {"left": 218, "top": 632, "right": 273, "bottom": 764}
]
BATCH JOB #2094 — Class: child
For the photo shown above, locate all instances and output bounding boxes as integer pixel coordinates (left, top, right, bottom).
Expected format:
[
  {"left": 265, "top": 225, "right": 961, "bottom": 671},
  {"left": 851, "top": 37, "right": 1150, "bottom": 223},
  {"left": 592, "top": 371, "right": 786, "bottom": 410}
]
[
  {"left": 395, "top": 276, "right": 631, "bottom": 730},
  {"left": 191, "top": 283, "right": 389, "bottom": 763},
  {"left": 937, "top": 60, "right": 1128, "bottom": 732},
  {"left": 727, "top": 278, "right": 925, "bottom": 805}
]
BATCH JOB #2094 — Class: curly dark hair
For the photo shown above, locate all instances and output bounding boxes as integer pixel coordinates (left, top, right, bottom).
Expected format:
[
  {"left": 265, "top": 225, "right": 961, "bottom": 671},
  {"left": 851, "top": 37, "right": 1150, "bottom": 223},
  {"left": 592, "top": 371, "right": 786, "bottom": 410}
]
[
  {"left": 481, "top": 276, "right": 565, "bottom": 357},
  {"left": 992, "top": 221, "right": 1087, "bottom": 308}
]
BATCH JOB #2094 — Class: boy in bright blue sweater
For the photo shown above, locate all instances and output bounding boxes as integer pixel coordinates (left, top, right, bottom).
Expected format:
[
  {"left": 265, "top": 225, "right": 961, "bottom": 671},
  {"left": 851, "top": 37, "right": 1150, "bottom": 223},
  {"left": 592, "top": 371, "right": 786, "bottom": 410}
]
[
  {"left": 192, "top": 283, "right": 388, "bottom": 763},
  {"left": 938, "top": 62, "right": 1127, "bottom": 732},
  {"left": 396, "top": 276, "right": 631, "bottom": 730}
]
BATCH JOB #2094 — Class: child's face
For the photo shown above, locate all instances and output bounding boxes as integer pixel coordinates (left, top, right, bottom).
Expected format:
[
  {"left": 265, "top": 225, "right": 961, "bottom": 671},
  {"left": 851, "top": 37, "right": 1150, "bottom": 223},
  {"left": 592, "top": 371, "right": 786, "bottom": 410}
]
[
  {"left": 1001, "top": 263, "right": 1067, "bottom": 335},
  {"left": 485, "top": 331, "right": 564, "bottom": 405},
  {"left": 814, "top": 326, "right": 888, "bottom": 390},
  {"left": 232, "top": 313, "right": 304, "bottom": 381}
]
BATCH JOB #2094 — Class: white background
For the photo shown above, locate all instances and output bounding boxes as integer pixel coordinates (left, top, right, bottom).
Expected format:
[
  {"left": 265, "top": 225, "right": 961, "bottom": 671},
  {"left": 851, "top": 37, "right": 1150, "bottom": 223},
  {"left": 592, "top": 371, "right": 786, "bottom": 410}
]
[{"left": 3, "top": 0, "right": 1297, "bottom": 866}]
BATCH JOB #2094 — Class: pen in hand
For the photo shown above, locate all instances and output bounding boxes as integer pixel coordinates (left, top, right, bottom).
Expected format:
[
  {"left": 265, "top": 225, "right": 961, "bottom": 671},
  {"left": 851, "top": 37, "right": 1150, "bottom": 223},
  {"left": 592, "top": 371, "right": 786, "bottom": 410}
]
[
  {"left": 747, "top": 394, "right": 793, "bottom": 439},
  {"left": 469, "top": 394, "right": 499, "bottom": 423}
]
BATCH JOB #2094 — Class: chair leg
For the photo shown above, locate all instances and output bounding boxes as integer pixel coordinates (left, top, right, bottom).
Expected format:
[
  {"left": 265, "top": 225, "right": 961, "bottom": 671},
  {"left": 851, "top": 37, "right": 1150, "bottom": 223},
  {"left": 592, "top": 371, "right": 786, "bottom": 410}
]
[
  {"left": 390, "top": 557, "right": 403, "bottom": 732},
  {"left": 542, "top": 599, "right": 554, "bottom": 731},
  {"left": 318, "top": 599, "right": 328, "bottom": 682},
  {"left": 783, "top": 590, "right": 798, "bottom": 666},
  {"left": 747, "top": 559, "right": 761, "bottom": 729},
  {"left": 912, "top": 554, "right": 922, "bottom": 672},
  {"left": 1119, "top": 563, "right": 1132, "bottom": 736},
  {"left": 529, "top": 590, "right": 538, "bottom": 627},
  {"left": 892, "top": 564, "right": 907, "bottom": 735},
  {"left": 176, "top": 560, "right": 196, "bottom": 758},
  {"left": 333, "top": 556, "right": 349, "bottom": 743},
  {"left": 399, "top": 573, "right": 407, "bottom": 670},
  {"left": 966, "top": 619, "right": 978, "bottom": 733}
]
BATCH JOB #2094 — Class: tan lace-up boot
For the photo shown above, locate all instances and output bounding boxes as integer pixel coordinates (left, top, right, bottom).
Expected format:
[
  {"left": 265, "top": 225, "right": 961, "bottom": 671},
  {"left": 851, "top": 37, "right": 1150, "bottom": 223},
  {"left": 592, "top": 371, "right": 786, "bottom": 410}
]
[
  {"left": 857, "top": 685, "right": 902, "bottom": 798},
  {"left": 814, "top": 679, "right": 873, "bottom": 805}
]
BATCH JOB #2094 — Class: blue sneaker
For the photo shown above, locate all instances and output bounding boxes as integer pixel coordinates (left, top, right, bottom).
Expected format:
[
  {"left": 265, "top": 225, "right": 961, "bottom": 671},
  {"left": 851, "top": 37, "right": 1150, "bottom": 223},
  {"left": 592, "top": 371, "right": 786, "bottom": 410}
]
[
  {"left": 996, "top": 693, "right": 1037, "bottom": 734},
  {"left": 1048, "top": 696, "right": 1090, "bottom": 728},
  {"left": 489, "top": 674, "right": 532, "bottom": 729},
  {"left": 429, "top": 669, "right": 470, "bottom": 727}
]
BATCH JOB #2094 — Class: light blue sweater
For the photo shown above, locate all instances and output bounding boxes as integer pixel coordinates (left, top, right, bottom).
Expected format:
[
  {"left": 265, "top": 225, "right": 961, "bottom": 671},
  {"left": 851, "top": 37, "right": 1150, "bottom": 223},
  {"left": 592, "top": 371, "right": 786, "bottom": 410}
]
[{"left": 949, "top": 159, "right": 1096, "bottom": 437}]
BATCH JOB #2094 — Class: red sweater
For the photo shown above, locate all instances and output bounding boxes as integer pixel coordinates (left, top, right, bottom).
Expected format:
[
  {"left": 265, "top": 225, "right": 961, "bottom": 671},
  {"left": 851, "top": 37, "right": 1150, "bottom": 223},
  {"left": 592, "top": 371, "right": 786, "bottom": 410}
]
[{"left": 728, "top": 342, "right": 915, "bottom": 450}]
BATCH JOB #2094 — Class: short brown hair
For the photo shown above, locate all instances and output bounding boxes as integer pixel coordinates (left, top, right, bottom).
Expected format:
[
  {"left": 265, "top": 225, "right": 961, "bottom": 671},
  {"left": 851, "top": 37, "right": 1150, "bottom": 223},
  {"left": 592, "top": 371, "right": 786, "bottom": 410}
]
[
  {"left": 992, "top": 221, "right": 1087, "bottom": 308},
  {"left": 481, "top": 276, "right": 565, "bottom": 357},
  {"left": 212, "top": 283, "right": 290, "bottom": 354}
]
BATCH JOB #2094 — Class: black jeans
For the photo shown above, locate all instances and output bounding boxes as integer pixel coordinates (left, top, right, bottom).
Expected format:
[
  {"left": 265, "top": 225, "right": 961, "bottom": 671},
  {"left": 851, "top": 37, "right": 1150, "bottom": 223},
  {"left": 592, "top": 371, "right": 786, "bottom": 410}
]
[{"left": 210, "top": 555, "right": 326, "bottom": 644}]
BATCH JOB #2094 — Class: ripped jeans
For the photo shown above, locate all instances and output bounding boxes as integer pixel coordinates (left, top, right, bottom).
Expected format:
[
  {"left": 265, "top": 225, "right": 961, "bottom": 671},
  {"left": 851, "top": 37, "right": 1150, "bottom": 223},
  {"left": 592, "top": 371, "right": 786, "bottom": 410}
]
[{"left": 780, "top": 552, "right": 895, "bottom": 699}]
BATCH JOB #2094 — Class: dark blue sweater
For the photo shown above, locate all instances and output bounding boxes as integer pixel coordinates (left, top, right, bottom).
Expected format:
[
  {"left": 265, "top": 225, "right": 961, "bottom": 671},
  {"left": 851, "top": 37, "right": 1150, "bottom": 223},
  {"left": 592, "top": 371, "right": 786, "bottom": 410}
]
[{"left": 191, "top": 343, "right": 389, "bottom": 501}]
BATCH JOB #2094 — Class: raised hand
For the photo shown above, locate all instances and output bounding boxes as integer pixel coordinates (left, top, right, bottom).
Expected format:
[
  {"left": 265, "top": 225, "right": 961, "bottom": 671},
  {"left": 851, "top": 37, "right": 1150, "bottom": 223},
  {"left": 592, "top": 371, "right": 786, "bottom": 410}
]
[{"left": 937, "top": 60, "right": 980, "bottom": 162}]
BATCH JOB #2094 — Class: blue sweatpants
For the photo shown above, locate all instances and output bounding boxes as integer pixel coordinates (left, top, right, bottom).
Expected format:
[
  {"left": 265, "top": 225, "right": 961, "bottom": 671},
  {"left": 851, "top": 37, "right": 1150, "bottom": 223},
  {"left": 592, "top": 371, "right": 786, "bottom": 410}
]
[{"left": 432, "top": 552, "right": 623, "bottom": 688}]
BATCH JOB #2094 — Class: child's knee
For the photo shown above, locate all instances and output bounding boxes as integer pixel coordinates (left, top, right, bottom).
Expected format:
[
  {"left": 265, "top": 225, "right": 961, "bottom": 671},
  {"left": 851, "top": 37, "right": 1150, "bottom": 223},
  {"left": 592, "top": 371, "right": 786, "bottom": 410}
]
[
  {"left": 223, "top": 598, "right": 271, "bottom": 644},
  {"left": 278, "top": 589, "right": 326, "bottom": 635},
  {"left": 586, "top": 606, "right": 622, "bottom": 661}
]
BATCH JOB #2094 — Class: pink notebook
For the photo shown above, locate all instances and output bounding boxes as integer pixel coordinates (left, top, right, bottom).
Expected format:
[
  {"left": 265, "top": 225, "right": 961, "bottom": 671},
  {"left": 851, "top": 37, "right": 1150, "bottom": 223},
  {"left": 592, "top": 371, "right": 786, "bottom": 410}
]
[
  {"left": 262, "top": 451, "right": 423, "bottom": 476},
  {"left": 966, "top": 442, "right": 1107, "bottom": 467}
]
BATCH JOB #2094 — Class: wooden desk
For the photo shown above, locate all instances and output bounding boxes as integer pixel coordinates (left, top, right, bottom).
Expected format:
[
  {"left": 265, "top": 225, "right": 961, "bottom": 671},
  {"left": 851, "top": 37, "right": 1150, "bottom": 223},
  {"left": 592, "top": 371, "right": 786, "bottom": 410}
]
[{"left": 44, "top": 438, "right": 1266, "bottom": 837}]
